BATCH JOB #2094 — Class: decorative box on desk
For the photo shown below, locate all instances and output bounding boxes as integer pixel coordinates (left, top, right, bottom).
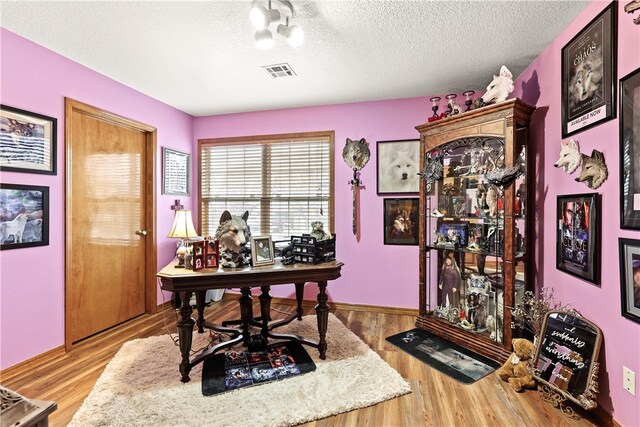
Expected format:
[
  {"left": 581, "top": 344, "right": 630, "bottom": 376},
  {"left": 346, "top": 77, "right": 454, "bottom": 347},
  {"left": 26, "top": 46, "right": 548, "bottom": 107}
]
[{"left": 291, "top": 235, "right": 336, "bottom": 264}]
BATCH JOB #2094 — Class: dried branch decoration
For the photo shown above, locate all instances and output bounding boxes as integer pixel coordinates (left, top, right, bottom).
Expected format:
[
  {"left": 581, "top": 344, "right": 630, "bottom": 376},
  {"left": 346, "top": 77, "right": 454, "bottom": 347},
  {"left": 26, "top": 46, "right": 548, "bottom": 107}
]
[{"left": 511, "top": 287, "right": 571, "bottom": 337}]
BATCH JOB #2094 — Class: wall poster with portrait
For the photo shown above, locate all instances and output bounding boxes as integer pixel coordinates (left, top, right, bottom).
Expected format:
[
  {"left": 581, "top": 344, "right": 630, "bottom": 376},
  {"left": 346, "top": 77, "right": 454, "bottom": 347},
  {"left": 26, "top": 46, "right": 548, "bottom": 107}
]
[
  {"left": 556, "top": 193, "right": 599, "bottom": 285},
  {"left": 561, "top": 1, "right": 617, "bottom": 138},
  {"left": 619, "top": 238, "right": 640, "bottom": 324},
  {"left": 620, "top": 67, "right": 640, "bottom": 230},
  {"left": 383, "top": 198, "right": 418, "bottom": 245}
]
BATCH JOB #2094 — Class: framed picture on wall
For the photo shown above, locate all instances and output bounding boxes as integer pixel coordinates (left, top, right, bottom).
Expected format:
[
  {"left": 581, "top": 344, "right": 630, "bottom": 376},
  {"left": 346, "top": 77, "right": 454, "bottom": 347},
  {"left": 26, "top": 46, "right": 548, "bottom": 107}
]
[
  {"left": 619, "top": 238, "right": 640, "bottom": 324},
  {"left": 162, "top": 147, "right": 190, "bottom": 196},
  {"left": 620, "top": 67, "right": 640, "bottom": 230},
  {"left": 561, "top": 1, "right": 617, "bottom": 138},
  {"left": 383, "top": 198, "right": 418, "bottom": 245},
  {"left": 376, "top": 139, "right": 420, "bottom": 195},
  {"left": 556, "top": 193, "right": 599, "bottom": 284},
  {"left": 0, "top": 183, "right": 50, "bottom": 250},
  {"left": 0, "top": 104, "right": 57, "bottom": 175}
]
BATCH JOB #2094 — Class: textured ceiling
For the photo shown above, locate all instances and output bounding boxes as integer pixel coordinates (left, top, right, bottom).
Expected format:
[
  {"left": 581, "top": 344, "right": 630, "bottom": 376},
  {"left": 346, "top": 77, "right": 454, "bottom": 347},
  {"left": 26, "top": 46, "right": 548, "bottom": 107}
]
[{"left": 0, "top": 0, "right": 589, "bottom": 116}]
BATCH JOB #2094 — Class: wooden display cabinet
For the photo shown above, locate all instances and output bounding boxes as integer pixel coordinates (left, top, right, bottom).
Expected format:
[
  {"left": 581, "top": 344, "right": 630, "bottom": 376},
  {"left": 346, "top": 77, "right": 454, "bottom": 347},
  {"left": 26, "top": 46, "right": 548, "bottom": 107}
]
[{"left": 415, "top": 99, "right": 535, "bottom": 362}]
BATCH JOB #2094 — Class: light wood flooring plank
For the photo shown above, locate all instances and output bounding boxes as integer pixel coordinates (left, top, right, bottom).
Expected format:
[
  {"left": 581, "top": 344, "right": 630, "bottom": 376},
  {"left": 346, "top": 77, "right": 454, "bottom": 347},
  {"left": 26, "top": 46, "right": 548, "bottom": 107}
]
[{"left": 1, "top": 297, "right": 600, "bottom": 427}]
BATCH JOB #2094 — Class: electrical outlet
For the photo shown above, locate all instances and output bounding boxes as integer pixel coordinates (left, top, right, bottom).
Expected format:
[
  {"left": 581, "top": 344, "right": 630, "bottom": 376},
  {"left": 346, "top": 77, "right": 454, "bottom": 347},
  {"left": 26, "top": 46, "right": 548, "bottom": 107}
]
[{"left": 623, "top": 366, "right": 636, "bottom": 396}]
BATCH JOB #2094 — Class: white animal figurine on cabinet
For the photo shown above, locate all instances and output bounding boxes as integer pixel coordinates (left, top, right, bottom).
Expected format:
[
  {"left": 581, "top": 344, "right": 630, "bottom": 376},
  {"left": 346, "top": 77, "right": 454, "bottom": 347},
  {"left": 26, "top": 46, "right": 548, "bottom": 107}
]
[
  {"left": 554, "top": 138, "right": 583, "bottom": 174},
  {"left": 481, "top": 65, "right": 514, "bottom": 104}
]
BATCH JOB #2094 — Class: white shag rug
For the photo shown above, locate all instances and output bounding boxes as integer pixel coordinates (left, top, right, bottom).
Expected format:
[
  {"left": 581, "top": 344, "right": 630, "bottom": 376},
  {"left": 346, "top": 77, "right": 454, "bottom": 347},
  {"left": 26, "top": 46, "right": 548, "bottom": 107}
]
[{"left": 69, "top": 313, "right": 411, "bottom": 427}]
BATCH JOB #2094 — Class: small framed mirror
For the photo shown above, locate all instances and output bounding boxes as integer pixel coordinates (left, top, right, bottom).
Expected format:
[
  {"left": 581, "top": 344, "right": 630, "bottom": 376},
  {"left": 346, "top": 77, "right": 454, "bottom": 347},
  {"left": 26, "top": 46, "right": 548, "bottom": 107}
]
[{"left": 530, "top": 310, "right": 602, "bottom": 411}]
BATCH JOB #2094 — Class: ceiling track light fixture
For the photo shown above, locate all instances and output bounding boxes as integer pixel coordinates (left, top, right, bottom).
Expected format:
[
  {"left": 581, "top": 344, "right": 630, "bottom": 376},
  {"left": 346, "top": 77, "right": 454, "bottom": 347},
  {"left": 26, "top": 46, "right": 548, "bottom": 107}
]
[{"left": 250, "top": 0, "right": 303, "bottom": 49}]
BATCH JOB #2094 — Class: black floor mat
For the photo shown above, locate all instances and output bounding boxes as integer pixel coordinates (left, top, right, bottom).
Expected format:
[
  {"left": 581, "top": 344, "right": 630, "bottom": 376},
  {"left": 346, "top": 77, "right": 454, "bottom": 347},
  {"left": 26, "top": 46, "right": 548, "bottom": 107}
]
[
  {"left": 386, "top": 328, "right": 500, "bottom": 384},
  {"left": 202, "top": 340, "right": 316, "bottom": 396}
]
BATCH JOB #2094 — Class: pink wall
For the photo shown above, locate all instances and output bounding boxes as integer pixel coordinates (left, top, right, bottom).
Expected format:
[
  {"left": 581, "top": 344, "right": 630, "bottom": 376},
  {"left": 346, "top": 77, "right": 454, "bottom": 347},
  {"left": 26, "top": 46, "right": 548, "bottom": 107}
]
[
  {"left": 0, "top": 29, "right": 194, "bottom": 369},
  {"left": 513, "top": 1, "right": 640, "bottom": 425},
  {"left": 193, "top": 98, "right": 436, "bottom": 307}
]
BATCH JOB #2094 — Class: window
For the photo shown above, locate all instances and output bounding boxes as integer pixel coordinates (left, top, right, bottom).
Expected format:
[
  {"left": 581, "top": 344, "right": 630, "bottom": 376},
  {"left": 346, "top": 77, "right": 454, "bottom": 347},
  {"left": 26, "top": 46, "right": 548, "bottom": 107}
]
[{"left": 199, "top": 131, "right": 334, "bottom": 241}]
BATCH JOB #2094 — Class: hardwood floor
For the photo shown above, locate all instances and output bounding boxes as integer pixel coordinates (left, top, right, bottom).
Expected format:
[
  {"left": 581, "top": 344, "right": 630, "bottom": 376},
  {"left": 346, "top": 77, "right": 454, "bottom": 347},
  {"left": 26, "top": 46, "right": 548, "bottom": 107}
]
[{"left": 1, "top": 294, "right": 603, "bottom": 426}]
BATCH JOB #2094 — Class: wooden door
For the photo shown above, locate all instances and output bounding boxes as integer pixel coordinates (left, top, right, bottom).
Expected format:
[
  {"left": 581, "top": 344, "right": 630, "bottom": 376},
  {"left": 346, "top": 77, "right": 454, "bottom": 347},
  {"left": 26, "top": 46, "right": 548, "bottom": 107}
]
[{"left": 65, "top": 99, "right": 157, "bottom": 348}]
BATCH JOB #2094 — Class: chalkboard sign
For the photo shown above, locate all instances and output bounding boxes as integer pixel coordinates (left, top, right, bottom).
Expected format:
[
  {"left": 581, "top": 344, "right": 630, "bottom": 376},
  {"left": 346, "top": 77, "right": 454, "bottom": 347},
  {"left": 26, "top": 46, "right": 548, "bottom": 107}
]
[{"left": 531, "top": 310, "right": 602, "bottom": 410}]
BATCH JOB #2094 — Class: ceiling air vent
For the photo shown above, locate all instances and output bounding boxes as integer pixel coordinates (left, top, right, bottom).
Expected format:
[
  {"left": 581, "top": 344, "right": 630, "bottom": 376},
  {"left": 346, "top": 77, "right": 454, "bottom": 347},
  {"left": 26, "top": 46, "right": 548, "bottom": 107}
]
[{"left": 262, "top": 63, "right": 297, "bottom": 78}]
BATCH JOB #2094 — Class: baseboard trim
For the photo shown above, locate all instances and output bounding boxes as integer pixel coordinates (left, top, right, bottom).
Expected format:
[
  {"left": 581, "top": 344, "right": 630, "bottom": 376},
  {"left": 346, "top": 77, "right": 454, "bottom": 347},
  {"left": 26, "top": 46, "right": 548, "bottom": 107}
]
[
  {"left": 0, "top": 345, "right": 66, "bottom": 381},
  {"left": 157, "top": 299, "right": 174, "bottom": 311},
  {"left": 591, "top": 405, "right": 621, "bottom": 427},
  {"left": 222, "top": 292, "right": 418, "bottom": 316}
]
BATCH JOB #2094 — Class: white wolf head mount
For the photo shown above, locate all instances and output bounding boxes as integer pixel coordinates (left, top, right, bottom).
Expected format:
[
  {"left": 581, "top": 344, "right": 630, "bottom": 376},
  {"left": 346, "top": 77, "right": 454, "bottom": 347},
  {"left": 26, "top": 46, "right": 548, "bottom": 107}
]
[
  {"left": 554, "top": 138, "right": 583, "bottom": 174},
  {"left": 576, "top": 149, "right": 608, "bottom": 190},
  {"left": 481, "top": 65, "right": 514, "bottom": 104}
]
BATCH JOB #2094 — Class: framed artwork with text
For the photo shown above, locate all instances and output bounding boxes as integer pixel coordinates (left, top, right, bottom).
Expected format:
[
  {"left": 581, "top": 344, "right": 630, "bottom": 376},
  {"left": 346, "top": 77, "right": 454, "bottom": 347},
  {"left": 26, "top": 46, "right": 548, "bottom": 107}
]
[
  {"left": 556, "top": 193, "right": 599, "bottom": 285},
  {"left": 561, "top": 2, "right": 617, "bottom": 138}
]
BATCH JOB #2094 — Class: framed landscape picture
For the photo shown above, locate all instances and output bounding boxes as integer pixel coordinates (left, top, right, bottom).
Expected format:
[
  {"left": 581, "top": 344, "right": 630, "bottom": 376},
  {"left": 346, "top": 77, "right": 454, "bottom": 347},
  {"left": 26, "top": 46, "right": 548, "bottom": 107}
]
[
  {"left": 0, "top": 184, "right": 49, "bottom": 250},
  {"left": 377, "top": 139, "right": 420, "bottom": 195},
  {"left": 561, "top": 1, "right": 617, "bottom": 138},
  {"left": 162, "top": 147, "right": 190, "bottom": 196},
  {"left": 620, "top": 67, "right": 640, "bottom": 230},
  {"left": 556, "top": 193, "right": 599, "bottom": 284},
  {"left": 619, "top": 238, "right": 640, "bottom": 324},
  {"left": 0, "top": 104, "right": 57, "bottom": 174},
  {"left": 383, "top": 198, "right": 418, "bottom": 245}
]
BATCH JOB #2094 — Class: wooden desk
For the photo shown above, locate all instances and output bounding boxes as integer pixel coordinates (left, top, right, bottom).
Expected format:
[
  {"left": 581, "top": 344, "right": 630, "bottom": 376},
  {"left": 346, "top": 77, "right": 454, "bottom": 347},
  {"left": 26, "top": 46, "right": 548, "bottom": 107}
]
[{"left": 157, "top": 259, "right": 344, "bottom": 382}]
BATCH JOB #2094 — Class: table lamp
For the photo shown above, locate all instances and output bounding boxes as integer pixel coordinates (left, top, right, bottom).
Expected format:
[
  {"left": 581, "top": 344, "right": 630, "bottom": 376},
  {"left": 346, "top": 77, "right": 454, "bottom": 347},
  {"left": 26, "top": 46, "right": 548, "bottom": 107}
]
[{"left": 168, "top": 209, "right": 199, "bottom": 268}]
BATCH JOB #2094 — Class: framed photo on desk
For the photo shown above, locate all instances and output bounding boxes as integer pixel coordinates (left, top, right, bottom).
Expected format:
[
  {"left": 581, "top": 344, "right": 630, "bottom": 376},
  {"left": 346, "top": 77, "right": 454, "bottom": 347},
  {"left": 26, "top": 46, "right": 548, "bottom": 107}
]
[{"left": 251, "top": 236, "right": 274, "bottom": 266}]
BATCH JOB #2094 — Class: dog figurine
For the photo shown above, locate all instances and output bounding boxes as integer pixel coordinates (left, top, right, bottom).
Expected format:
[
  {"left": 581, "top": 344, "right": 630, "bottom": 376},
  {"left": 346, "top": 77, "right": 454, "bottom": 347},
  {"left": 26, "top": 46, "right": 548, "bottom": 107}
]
[
  {"left": 342, "top": 138, "right": 371, "bottom": 171},
  {"left": 386, "top": 150, "right": 419, "bottom": 192},
  {"left": 214, "top": 210, "right": 252, "bottom": 268},
  {"left": 481, "top": 65, "right": 514, "bottom": 104},
  {"left": 554, "top": 138, "right": 583, "bottom": 174},
  {"left": 576, "top": 149, "right": 608, "bottom": 190}
]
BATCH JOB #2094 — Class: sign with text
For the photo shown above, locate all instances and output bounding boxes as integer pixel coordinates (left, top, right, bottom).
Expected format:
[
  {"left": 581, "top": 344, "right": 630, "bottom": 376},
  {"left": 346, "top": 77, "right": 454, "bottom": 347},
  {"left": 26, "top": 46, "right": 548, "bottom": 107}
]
[{"left": 532, "top": 311, "right": 602, "bottom": 410}]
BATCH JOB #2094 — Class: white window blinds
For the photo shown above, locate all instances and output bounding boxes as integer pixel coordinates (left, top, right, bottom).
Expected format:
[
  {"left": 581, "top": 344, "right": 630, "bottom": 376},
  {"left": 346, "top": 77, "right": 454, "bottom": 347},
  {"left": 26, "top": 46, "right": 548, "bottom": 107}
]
[{"left": 200, "top": 132, "right": 334, "bottom": 241}]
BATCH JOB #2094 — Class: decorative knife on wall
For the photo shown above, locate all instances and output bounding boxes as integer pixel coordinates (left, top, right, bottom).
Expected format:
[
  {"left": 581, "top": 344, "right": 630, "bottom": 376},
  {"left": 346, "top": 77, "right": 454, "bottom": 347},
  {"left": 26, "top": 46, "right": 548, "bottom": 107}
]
[{"left": 342, "top": 138, "right": 371, "bottom": 235}]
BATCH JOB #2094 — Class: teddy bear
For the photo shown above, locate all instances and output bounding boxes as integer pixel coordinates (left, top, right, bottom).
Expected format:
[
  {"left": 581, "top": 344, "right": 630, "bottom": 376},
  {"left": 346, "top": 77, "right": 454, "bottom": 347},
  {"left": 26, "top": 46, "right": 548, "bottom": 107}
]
[
  {"left": 496, "top": 338, "right": 537, "bottom": 392},
  {"left": 309, "top": 221, "right": 332, "bottom": 242}
]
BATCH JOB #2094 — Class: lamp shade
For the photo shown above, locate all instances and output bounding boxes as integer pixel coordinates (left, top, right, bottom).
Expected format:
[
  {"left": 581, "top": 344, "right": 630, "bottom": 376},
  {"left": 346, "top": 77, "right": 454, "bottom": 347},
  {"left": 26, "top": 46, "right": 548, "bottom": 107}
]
[
  {"left": 167, "top": 210, "right": 199, "bottom": 239},
  {"left": 255, "top": 29, "right": 274, "bottom": 49},
  {"left": 250, "top": 4, "right": 280, "bottom": 30},
  {"left": 277, "top": 23, "right": 303, "bottom": 47}
]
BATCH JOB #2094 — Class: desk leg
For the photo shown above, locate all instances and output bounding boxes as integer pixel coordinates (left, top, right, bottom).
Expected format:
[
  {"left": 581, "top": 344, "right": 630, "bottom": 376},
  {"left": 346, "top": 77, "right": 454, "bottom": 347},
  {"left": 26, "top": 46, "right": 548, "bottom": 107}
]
[
  {"left": 177, "top": 291, "right": 195, "bottom": 382},
  {"left": 315, "top": 281, "right": 329, "bottom": 360},
  {"left": 239, "top": 287, "right": 253, "bottom": 345},
  {"left": 195, "top": 290, "right": 206, "bottom": 333},
  {"left": 259, "top": 286, "right": 272, "bottom": 338},
  {"left": 295, "top": 282, "right": 304, "bottom": 320}
]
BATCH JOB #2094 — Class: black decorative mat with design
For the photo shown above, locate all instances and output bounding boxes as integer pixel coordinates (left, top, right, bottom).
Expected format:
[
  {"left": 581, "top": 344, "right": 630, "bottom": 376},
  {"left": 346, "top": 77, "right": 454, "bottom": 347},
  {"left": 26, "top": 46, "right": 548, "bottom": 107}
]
[
  {"left": 202, "top": 341, "right": 316, "bottom": 396},
  {"left": 386, "top": 328, "right": 500, "bottom": 384}
]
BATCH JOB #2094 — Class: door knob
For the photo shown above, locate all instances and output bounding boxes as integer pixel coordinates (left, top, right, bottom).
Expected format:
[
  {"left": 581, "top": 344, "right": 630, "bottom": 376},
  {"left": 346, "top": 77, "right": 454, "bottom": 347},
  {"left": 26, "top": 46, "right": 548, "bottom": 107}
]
[{"left": 135, "top": 229, "right": 148, "bottom": 236}]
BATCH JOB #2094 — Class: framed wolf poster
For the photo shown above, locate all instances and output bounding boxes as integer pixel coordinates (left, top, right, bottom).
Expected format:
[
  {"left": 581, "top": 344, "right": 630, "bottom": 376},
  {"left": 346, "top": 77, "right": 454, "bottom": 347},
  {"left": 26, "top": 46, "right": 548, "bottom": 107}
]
[
  {"left": 0, "top": 104, "right": 57, "bottom": 175},
  {"left": 561, "top": 1, "right": 617, "bottom": 138},
  {"left": 619, "top": 238, "right": 640, "bottom": 324},
  {"left": 377, "top": 139, "right": 420, "bottom": 195},
  {"left": 0, "top": 183, "right": 50, "bottom": 250},
  {"left": 620, "top": 67, "right": 640, "bottom": 230},
  {"left": 556, "top": 193, "right": 599, "bottom": 284},
  {"left": 383, "top": 198, "right": 418, "bottom": 245}
]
